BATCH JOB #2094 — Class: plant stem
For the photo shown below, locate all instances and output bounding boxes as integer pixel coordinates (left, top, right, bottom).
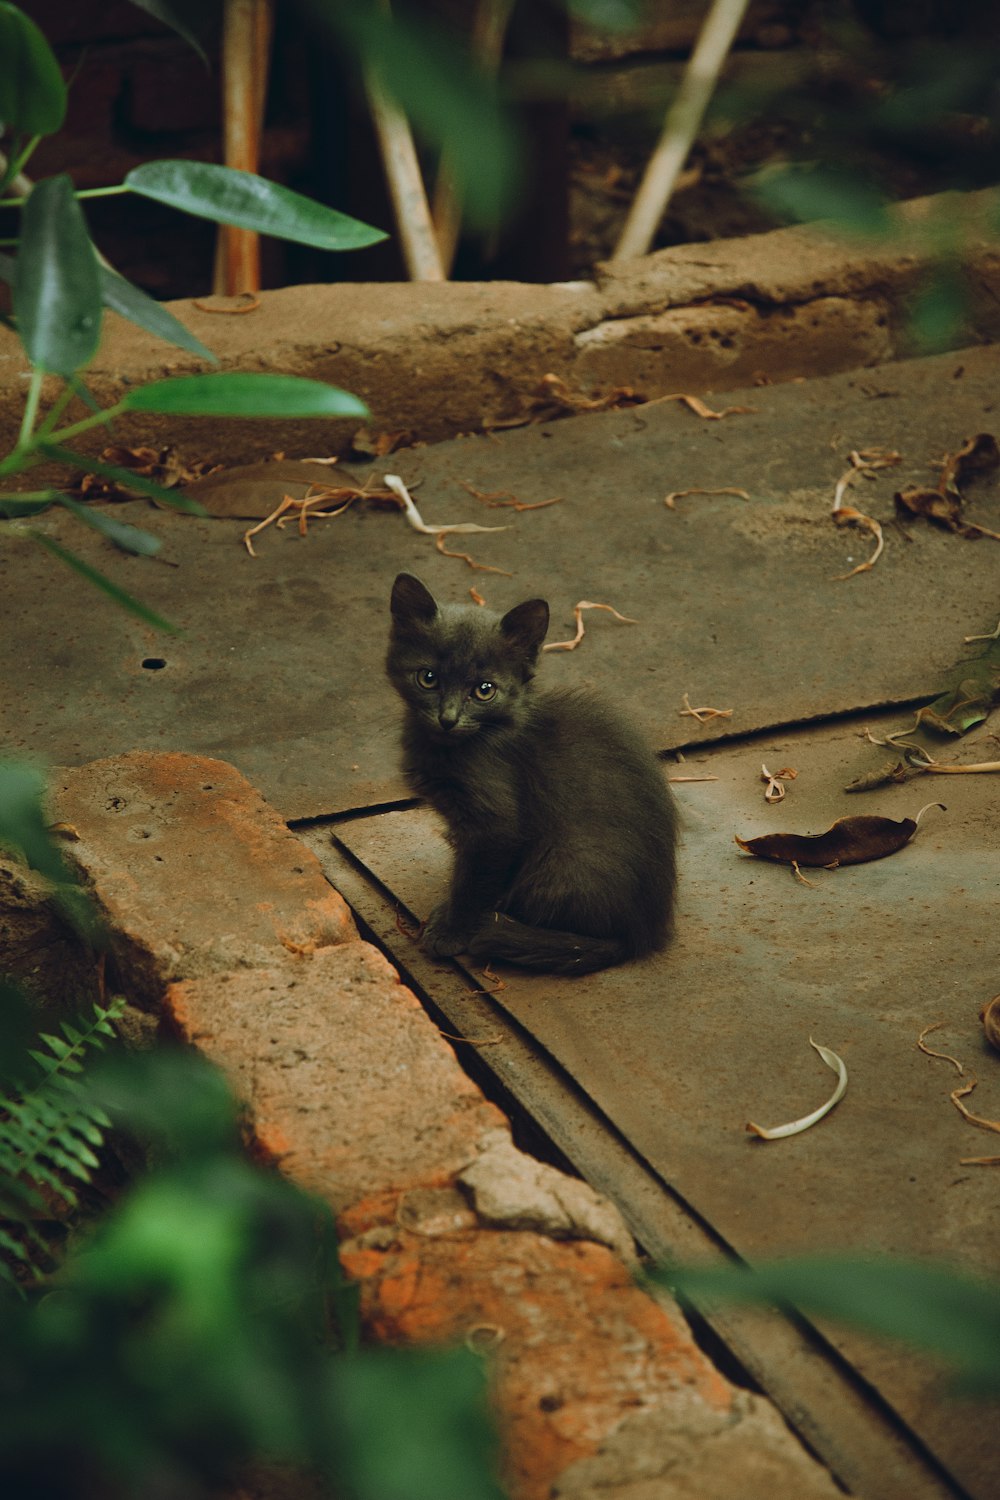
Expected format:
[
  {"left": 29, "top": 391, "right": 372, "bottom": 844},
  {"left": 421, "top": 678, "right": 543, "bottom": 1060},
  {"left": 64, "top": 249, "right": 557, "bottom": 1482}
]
[
  {"left": 45, "top": 400, "right": 127, "bottom": 446},
  {"left": 0, "top": 134, "right": 40, "bottom": 197},
  {"left": 17, "top": 367, "right": 44, "bottom": 449},
  {"left": 34, "top": 382, "right": 79, "bottom": 442},
  {"left": 0, "top": 182, "right": 129, "bottom": 208}
]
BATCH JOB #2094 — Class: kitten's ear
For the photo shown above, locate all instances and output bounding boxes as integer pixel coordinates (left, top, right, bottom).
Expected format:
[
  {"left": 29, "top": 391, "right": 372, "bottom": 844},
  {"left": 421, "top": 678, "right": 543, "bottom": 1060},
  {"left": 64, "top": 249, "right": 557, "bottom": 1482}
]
[
  {"left": 500, "top": 598, "right": 549, "bottom": 657},
  {"left": 391, "top": 573, "right": 437, "bottom": 626}
]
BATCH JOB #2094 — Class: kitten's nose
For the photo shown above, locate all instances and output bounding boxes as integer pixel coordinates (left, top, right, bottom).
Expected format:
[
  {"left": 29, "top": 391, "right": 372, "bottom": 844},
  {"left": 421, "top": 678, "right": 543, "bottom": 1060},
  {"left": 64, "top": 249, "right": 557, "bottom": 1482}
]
[{"left": 438, "top": 705, "right": 460, "bottom": 731}]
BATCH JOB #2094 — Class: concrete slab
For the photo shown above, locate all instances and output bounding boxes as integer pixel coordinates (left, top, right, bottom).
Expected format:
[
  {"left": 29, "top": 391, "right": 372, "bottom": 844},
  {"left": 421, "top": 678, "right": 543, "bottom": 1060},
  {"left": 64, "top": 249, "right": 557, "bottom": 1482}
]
[
  {"left": 5, "top": 342, "right": 1000, "bottom": 818},
  {"left": 324, "top": 706, "right": 1000, "bottom": 1500}
]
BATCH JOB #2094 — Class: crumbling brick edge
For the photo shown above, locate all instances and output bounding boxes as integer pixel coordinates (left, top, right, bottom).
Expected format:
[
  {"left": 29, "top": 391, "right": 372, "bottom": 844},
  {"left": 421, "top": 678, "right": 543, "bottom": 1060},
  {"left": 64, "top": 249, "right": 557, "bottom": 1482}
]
[{"left": 12, "top": 749, "right": 841, "bottom": 1500}]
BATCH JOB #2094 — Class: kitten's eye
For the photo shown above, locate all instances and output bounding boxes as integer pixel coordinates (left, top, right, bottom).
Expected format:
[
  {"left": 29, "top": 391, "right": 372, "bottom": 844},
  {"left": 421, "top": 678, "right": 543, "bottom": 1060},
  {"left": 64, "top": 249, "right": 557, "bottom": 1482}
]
[
  {"left": 472, "top": 681, "right": 496, "bottom": 702},
  {"left": 415, "top": 668, "right": 438, "bottom": 690}
]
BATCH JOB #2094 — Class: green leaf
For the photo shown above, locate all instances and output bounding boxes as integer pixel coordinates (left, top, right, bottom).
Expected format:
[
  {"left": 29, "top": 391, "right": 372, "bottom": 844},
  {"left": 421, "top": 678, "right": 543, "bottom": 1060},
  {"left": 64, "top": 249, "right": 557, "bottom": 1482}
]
[
  {"left": 30, "top": 530, "right": 180, "bottom": 634},
  {"left": 127, "top": 0, "right": 210, "bottom": 65},
  {"left": 39, "top": 443, "right": 208, "bottom": 515},
  {"left": 663, "top": 1256, "right": 1000, "bottom": 1392},
  {"left": 15, "top": 177, "right": 102, "bottom": 376},
  {"left": 125, "top": 160, "right": 389, "bottom": 250},
  {"left": 0, "top": 762, "right": 78, "bottom": 892},
  {"left": 122, "top": 372, "right": 368, "bottom": 418},
  {"left": 908, "top": 269, "right": 969, "bottom": 354},
  {"left": 58, "top": 496, "right": 163, "bottom": 557},
  {"left": 332, "top": 1347, "right": 502, "bottom": 1500},
  {"left": 100, "top": 266, "right": 217, "bottom": 362},
  {"left": 752, "top": 166, "right": 892, "bottom": 238},
  {"left": 0, "top": 490, "right": 61, "bottom": 517},
  {"left": 0, "top": 2, "right": 67, "bottom": 134}
]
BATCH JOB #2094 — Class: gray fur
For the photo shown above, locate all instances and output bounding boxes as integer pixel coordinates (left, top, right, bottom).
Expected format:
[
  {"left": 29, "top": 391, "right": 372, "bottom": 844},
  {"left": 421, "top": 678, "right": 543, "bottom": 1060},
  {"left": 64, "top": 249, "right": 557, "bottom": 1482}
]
[{"left": 387, "top": 573, "right": 677, "bottom": 974}]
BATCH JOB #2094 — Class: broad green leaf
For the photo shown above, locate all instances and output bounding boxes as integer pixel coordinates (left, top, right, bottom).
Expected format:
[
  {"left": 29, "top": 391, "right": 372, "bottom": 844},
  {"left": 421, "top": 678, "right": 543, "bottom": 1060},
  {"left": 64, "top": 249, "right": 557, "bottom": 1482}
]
[
  {"left": 59, "top": 496, "right": 163, "bottom": 557},
  {"left": 15, "top": 177, "right": 102, "bottom": 376},
  {"left": 100, "top": 266, "right": 217, "bottom": 362},
  {"left": 0, "top": 3, "right": 67, "bottom": 135},
  {"left": 332, "top": 1347, "right": 502, "bottom": 1500},
  {"left": 126, "top": 160, "right": 388, "bottom": 251},
  {"left": 322, "top": 1, "right": 519, "bottom": 230},
  {"left": 127, "top": 0, "right": 210, "bottom": 65},
  {"left": 122, "top": 372, "right": 368, "bottom": 418},
  {"left": 0, "top": 761, "right": 69, "bottom": 886},
  {"left": 0, "top": 489, "right": 60, "bottom": 517},
  {"left": 752, "top": 166, "right": 892, "bottom": 238},
  {"left": 39, "top": 443, "right": 208, "bottom": 515},
  {"left": 663, "top": 1256, "right": 1000, "bottom": 1392},
  {"left": 30, "top": 530, "right": 180, "bottom": 634},
  {"left": 908, "top": 269, "right": 969, "bottom": 354}
]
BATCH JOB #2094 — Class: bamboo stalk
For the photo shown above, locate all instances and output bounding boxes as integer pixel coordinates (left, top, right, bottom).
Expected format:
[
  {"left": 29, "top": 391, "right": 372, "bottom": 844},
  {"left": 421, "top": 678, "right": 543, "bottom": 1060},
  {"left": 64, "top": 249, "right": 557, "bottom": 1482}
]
[
  {"left": 215, "top": 0, "right": 273, "bottom": 294},
  {"left": 613, "top": 0, "right": 751, "bottom": 261}
]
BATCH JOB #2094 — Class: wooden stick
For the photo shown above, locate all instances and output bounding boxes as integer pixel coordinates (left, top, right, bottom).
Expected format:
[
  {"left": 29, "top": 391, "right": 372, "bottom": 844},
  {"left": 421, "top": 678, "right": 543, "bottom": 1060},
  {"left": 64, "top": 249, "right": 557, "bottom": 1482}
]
[
  {"left": 215, "top": 0, "right": 273, "bottom": 294},
  {"left": 613, "top": 0, "right": 751, "bottom": 261}
]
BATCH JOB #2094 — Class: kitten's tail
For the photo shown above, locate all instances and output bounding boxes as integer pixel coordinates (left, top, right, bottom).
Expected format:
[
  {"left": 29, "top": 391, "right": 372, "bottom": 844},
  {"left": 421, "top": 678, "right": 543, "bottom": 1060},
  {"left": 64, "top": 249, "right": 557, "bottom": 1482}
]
[{"left": 467, "top": 913, "right": 632, "bottom": 975}]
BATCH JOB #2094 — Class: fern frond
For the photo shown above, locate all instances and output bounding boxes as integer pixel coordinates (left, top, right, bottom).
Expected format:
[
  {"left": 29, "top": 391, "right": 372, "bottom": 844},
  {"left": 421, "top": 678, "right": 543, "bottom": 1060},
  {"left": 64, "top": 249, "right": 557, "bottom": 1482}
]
[{"left": 0, "top": 996, "right": 125, "bottom": 1287}]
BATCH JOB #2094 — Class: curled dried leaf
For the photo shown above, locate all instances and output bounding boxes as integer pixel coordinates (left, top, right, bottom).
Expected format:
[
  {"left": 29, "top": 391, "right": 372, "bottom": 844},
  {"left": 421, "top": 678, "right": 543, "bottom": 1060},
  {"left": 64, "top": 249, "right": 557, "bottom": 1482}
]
[
  {"left": 663, "top": 486, "right": 750, "bottom": 510},
  {"left": 747, "top": 1039, "right": 847, "bottom": 1140},
  {"left": 735, "top": 803, "right": 944, "bottom": 869},
  {"left": 980, "top": 994, "right": 1000, "bottom": 1055},
  {"left": 542, "top": 600, "right": 637, "bottom": 653},
  {"left": 383, "top": 474, "right": 507, "bottom": 537},
  {"left": 950, "top": 1077, "right": 1000, "bottom": 1137}
]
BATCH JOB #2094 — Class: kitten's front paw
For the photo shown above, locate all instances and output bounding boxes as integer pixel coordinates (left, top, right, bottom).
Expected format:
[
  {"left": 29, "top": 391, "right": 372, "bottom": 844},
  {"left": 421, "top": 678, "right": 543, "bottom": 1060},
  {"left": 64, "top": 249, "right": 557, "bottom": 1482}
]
[{"left": 422, "top": 904, "right": 473, "bottom": 957}]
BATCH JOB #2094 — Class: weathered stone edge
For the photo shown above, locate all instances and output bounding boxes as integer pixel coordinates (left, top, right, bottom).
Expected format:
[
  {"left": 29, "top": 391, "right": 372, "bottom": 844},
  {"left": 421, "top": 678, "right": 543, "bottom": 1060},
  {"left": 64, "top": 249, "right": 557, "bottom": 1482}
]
[
  {"left": 22, "top": 749, "right": 842, "bottom": 1500},
  {"left": 1, "top": 188, "right": 996, "bottom": 470}
]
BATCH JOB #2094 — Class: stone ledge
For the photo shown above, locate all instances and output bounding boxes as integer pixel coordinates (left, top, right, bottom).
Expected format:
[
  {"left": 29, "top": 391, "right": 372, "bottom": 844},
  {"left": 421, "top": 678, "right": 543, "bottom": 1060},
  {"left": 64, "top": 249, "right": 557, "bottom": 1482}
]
[
  {"left": 11, "top": 750, "right": 841, "bottom": 1499},
  {"left": 1, "top": 188, "right": 997, "bottom": 470}
]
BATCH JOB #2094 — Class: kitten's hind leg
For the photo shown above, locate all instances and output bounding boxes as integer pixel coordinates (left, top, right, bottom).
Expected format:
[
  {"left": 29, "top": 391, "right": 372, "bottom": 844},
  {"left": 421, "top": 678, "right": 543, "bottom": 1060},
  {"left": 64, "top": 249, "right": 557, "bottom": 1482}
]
[{"left": 467, "top": 913, "right": 628, "bottom": 975}]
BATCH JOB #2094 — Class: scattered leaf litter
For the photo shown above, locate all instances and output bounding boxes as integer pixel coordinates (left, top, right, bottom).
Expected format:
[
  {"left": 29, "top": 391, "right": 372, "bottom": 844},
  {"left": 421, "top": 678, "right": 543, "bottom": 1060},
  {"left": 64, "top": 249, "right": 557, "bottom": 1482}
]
[
  {"left": 735, "top": 802, "right": 944, "bottom": 869},
  {"left": 542, "top": 601, "right": 638, "bottom": 653},
  {"left": 652, "top": 393, "right": 757, "bottom": 420},
  {"left": 916, "top": 1021, "right": 965, "bottom": 1075},
  {"left": 434, "top": 531, "right": 512, "bottom": 574},
  {"left": 746, "top": 1039, "right": 848, "bottom": 1140},
  {"left": 459, "top": 481, "right": 563, "bottom": 512},
  {"left": 383, "top": 473, "right": 507, "bottom": 539},
  {"left": 831, "top": 448, "right": 901, "bottom": 580},
  {"left": 895, "top": 432, "right": 1000, "bottom": 540},
  {"left": 679, "top": 693, "right": 733, "bottom": 724},
  {"left": 950, "top": 1078, "right": 1000, "bottom": 1138},
  {"left": 980, "top": 995, "right": 1000, "bottom": 1054},
  {"left": 761, "top": 763, "right": 797, "bottom": 803},
  {"left": 663, "top": 486, "right": 750, "bottom": 510}
]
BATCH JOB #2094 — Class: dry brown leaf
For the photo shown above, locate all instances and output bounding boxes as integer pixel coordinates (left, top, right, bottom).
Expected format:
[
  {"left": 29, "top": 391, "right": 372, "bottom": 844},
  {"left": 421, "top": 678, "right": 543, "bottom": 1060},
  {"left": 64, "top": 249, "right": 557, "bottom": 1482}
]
[
  {"left": 663, "top": 486, "right": 750, "bottom": 510},
  {"left": 950, "top": 1077, "right": 1000, "bottom": 1136},
  {"left": 980, "top": 994, "right": 1000, "bottom": 1055},
  {"left": 761, "top": 764, "right": 797, "bottom": 802},
  {"left": 656, "top": 393, "right": 757, "bottom": 420},
  {"left": 735, "top": 802, "right": 944, "bottom": 869},
  {"left": 460, "top": 481, "right": 563, "bottom": 512},
  {"left": 679, "top": 692, "right": 733, "bottom": 724},
  {"left": 895, "top": 432, "right": 1000, "bottom": 540},
  {"left": 434, "top": 532, "right": 512, "bottom": 574},
  {"left": 916, "top": 1021, "right": 965, "bottom": 1074},
  {"left": 832, "top": 504, "right": 884, "bottom": 579},
  {"left": 542, "top": 600, "right": 638, "bottom": 653}
]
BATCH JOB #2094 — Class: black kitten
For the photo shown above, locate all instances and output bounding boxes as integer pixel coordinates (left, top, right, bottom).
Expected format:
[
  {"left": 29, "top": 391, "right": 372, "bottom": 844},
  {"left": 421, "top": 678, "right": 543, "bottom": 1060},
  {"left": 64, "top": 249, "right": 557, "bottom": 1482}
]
[{"left": 386, "top": 573, "right": 677, "bottom": 974}]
